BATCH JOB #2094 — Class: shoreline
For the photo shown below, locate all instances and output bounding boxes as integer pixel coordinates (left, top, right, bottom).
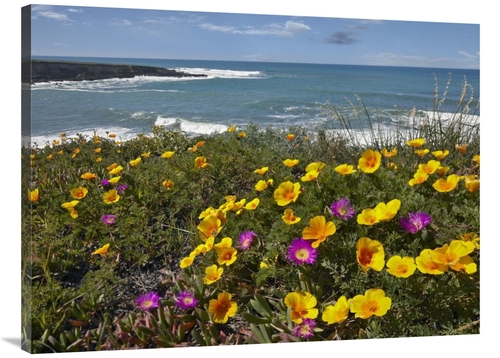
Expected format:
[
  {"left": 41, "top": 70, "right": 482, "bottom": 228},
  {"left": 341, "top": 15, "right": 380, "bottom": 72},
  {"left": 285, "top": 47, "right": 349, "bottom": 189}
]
[{"left": 24, "top": 59, "right": 208, "bottom": 84}]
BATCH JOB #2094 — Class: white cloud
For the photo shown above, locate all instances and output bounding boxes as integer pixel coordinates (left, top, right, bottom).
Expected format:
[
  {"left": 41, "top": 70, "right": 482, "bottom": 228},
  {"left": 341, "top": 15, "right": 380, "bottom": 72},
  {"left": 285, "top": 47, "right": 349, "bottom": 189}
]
[
  {"left": 199, "top": 23, "right": 235, "bottom": 32},
  {"left": 34, "top": 10, "right": 73, "bottom": 22},
  {"left": 284, "top": 20, "right": 311, "bottom": 34},
  {"left": 200, "top": 20, "right": 311, "bottom": 36},
  {"left": 363, "top": 52, "right": 479, "bottom": 69},
  {"left": 67, "top": 9, "right": 83, "bottom": 13},
  {"left": 110, "top": 19, "right": 133, "bottom": 26},
  {"left": 459, "top": 50, "right": 477, "bottom": 58},
  {"left": 31, "top": 6, "right": 74, "bottom": 23}
]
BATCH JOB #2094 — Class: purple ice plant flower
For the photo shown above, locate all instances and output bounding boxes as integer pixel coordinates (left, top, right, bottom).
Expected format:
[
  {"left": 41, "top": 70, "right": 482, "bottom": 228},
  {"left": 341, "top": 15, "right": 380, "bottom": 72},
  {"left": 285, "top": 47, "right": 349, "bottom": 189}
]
[
  {"left": 174, "top": 290, "right": 198, "bottom": 310},
  {"left": 136, "top": 292, "right": 161, "bottom": 312},
  {"left": 101, "top": 214, "right": 117, "bottom": 225},
  {"left": 116, "top": 184, "right": 128, "bottom": 194},
  {"left": 101, "top": 179, "right": 110, "bottom": 187},
  {"left": 287, "top": 238, "right": 318, "bottom": 266},
  {"left": 292, "top": 318, "right": 316, "bottom": 339},
  {"left": 330, "top": 198, "right": 356, "bottom": 221},
  {"left": 239, "top": 230, "right": 257, "bottom": 250},
  {"left": 400, "top": 211, "right": 432, "bottom": 234}
]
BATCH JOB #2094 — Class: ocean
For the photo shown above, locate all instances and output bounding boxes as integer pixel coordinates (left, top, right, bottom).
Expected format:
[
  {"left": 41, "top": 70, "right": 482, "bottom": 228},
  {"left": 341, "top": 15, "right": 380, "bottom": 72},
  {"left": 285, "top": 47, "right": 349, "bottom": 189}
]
[{"left": 27, "top": 56, "right": 480, "bottom": 147}]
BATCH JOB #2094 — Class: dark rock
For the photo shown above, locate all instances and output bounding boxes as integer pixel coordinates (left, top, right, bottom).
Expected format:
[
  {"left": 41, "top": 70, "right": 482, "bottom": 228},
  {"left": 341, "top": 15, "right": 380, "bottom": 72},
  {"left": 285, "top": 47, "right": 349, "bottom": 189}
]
[{"left": 25, "top": 59, "right": 207, "bottom": 84}]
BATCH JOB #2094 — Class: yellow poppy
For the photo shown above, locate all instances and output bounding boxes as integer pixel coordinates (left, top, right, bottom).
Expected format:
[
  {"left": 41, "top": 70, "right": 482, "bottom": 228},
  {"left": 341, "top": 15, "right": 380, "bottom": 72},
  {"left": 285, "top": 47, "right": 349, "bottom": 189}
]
[
  {"left": 464, "top": 175, "right": 479, "bottom": 193},
  {"left": 92, "top": 243, "right": 110, "bottom": 256},
  {"left": 203, "top": 264, "right": 224, "bottom": 285},
  {"left": 244, "top": 198, "right": 260, "bottom": 210},
  {"left": 414, "top": 148, "right": 430, "bottom": 158},
  {"left": 322, "top": 296, "right": 351, "bottom": 325},
  {"left": 432, "top": 174, "right": 461, "bottom": 192},
  {"left": 283, "top": 158, "right": 300, "bottom": 167},
  {"left": 408, "top": 169, "right": 429, "bottom": 186},
  {"left": 356, "top": 208, "right": 381, "bottom": 226},
  {"left": 255, "top": 180, "right": 268, "bottom": 192},
  {"left": 350, "top": 289, "right": 391, "bottom": 319},
  {"left": 300, "top": 170, "right": 320, "bottom": 182},
  {"left": 334, "top": 164, "right": 357, "bottom": 175},
  {"left": 70, "top": 187, "right": 88, "bottom": 200},
  {"left": 103, "top": 189, "right": 120, "bottom": 204},
  {"left": 407, "top": 138, "right": 425, "bottom": 148},
  {"left": 273, "top": 181, "right": 301, "bottom": 206},
  {"left": 381, "top": 147, "right": 397, "bottom": 158},
  {"left": 197, "top": 216, "right": 222, "bottom": 241},
  {"left": 302, "top": 215, "right": 336, "bottom": 248},
  {"left": 81, "top": 172, "right": 97, "bottom": 180},
  {"left": 282, "top": 208, "right": 301, "bottom": 225},
  {"left": 208, "top": 292, "right": 237, "bottom": 323},
  {"left": 455, "top": 144, "right": 468, "bottom": 153},
  {"left": 418, "top": 160, "right": 441, "bottom": 175},
  {"left": 162, "top": 180, "right": 174, "bottom": 190},
  {"left": 435, "top": 166, "right": 451, "bottom": 177},
  {"left": 432, "top": 150, "right": 449, "bottom": 160},
  {"left": 28, "top": 188, "right": 39, "bottom": 202},
  {"left": 129, "top": 157, "right": 141, "bottom": 166},
  {"left": 356, "top": 237, "right": 385, "bottom": 272},
  {"left": 305, "top": 162, "right": 326, "bottom": 173},
  {"left": 415, "top": 249, "right": 448, "bottom": 275},
  {"left": 161, "top": 151, "right": 175, "bottom": 159},
  {"left": 357, "top": 149, "right": 381, "bottom": 173},
  {"left": 108, "top": 165, "right": 124, "bottom": 175},
  {"left": 386, "top": 255, "right": 417, "bottom": 278},
  {"left": 254, "top": 167, "right": 269, "bottom": 175},
  {"left": 195, "top": 156, "right": 208, "bottom": 168},
  {"left": 284, "top": 291, "right": 318, "bottom": 324}
]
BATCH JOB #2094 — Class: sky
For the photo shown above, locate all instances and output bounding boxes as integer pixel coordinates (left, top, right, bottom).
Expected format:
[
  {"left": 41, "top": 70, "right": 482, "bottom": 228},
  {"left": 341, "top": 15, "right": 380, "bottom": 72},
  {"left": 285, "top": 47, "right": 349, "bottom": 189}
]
[{"left": 29, "top": 4, "right": 480, "bottom": 69}]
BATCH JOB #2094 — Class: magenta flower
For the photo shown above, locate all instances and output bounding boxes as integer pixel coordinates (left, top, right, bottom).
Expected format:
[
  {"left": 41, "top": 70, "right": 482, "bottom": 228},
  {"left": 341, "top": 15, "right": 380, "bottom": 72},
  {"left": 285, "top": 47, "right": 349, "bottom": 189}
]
[
  {"left": 330, "top": 198, "right": 356, "bottom": 220},
  {"left": 101, "top": 214, "right": 117, "bottom": 225},
  {"left": 239, "top": 231, "right": 257, "bottom": 250},
  {"left": 400, "top": 212, "right": 432, "bottom": 234},
  {"left": 292, "top": 318, "right": 316, "bottom": 339},
  {"left": 116, "top": 184, "right": 128, "bottom": 194},
  {"left": 174, "top": 290, "right": 198, "bottom": 310},
  {"left": 287, "top": 238, "right": 318, "bottom": 265},
  {"left": 136, "top": 292, "right": 160, "bottom": 312},
  {"left": 101, "top": 179, "right": 110, "bottom": 187}
]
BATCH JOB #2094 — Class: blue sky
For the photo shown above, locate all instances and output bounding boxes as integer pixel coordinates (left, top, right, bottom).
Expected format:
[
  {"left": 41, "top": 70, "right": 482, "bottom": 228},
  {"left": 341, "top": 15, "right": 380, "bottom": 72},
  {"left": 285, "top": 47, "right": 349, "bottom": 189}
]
[{"left": 30, "top": 4, "right": 479, "bottom": 69}]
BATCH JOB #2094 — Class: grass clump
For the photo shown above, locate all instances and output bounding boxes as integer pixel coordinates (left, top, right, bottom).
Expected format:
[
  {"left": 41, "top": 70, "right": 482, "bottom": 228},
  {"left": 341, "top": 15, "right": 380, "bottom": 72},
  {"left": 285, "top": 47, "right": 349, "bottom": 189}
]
[{"left": 22, "top": 92, "right": 479, "bottom": 352}]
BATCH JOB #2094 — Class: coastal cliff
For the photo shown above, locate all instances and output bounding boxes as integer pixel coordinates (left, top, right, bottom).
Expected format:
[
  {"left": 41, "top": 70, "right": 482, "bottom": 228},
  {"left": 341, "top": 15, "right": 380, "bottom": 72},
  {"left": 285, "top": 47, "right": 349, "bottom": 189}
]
[{"left": 25, "top": 60, "right": 207, "bottom": 84}]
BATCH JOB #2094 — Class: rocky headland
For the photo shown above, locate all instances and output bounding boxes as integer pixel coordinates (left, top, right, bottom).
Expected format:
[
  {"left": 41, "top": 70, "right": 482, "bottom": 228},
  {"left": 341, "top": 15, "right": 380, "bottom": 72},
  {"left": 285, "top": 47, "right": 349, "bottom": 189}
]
[{"left": 25, "top": 59, "right": 207, "bottom": 84}]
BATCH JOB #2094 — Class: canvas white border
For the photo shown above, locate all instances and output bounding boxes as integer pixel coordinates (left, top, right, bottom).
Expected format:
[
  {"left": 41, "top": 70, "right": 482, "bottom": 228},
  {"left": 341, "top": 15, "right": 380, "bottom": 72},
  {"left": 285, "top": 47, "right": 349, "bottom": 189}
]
[{"left": 3, "top": 0, "right": 494, "bottom": 357}]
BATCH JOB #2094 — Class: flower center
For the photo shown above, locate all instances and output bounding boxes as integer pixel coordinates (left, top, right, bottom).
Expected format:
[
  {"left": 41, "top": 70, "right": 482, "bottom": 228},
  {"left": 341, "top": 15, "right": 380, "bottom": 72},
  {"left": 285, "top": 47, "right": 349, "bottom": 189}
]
[
  {"left": 397, "top": 264, "right": 408, "bottom": 274},
  {"left": 295, "top": 249, "right": 310, "bottom": 261},
  {"left": 366, "top": 157, "right": 376, "bottom": 167},
  {"left": 359, "top": 248, "right": 373, "bottom": 266},
  {"left": 283, "top": 190, "right": 296, "bottom": 201},
  {"left": 367, "top": 301, "right": 379, "bottom": 313}
]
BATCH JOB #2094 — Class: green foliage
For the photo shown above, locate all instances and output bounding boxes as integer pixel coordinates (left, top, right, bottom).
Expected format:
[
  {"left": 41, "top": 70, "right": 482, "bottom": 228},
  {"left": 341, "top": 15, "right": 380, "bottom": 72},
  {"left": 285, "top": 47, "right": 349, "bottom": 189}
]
[{"left": 22, "top": 86, "right": 479, "bottom": 351}]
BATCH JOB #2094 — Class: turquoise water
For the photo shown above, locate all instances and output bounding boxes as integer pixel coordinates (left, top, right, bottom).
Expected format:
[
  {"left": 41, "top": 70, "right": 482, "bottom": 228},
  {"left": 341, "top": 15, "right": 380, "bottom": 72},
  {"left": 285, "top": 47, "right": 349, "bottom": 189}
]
[{"left": 29, "top": 56, "right": 480, "bottom": 146}]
